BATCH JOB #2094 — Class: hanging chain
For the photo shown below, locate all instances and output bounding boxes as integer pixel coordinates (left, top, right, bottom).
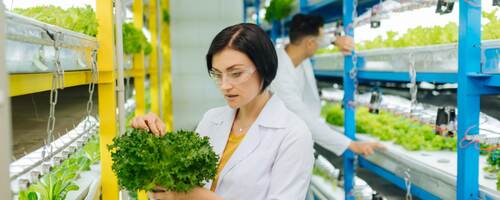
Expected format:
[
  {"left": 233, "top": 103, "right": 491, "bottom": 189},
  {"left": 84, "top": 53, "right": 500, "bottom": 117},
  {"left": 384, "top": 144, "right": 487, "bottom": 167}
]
[
  {"left": 84, "top": 49, "right": 98, "bottom": 133},
  {"left": 353, "top": 154, "right": 359, "bottom": 188},
  {"left": 408, "top": 53, "right": 418, "bottom": 113},
  {"left": 496, "top": 49, "right": 500, "bottom": 73},
  {"left": 42, "top": 32, "right": 64, "bottom": 162},
  {"left": 348, "top": 55, "right": 359, "bottom": 108},
  {"left": 348, "top": 0, "right": 359, "bottom": 109},
  {"left": 43, "top": 71, "right": 58, "bottom": 161},
  {"left": 404, "top": 169, "right": 413, "bottom": 200},
  {"left": 54, "top": 32, "right": 64, "bottom": 90}
]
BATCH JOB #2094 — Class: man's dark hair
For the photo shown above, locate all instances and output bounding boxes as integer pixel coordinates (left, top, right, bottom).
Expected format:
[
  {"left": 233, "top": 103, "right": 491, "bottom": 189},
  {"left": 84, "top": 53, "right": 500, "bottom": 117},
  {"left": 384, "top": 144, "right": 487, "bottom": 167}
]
[
  {"left": 289, "top": 14, "right": 324, "bottom": 44},
  {"left": 206, "top": 23, "right": 277, "bottom": 92}
]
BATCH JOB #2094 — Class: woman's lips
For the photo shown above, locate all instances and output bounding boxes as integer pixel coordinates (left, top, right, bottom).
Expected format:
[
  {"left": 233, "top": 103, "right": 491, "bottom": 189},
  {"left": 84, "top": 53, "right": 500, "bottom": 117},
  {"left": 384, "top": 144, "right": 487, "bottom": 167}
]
[{"left": 225, "top": 94, "right": 239, "bottom": 100}]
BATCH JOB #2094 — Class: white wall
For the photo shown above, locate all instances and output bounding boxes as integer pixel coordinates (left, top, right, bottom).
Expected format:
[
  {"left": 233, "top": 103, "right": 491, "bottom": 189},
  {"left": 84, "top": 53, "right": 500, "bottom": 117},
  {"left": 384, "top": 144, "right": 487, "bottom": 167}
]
[{"left": 170, "top": 0, "right": 242, "bottom": 129}]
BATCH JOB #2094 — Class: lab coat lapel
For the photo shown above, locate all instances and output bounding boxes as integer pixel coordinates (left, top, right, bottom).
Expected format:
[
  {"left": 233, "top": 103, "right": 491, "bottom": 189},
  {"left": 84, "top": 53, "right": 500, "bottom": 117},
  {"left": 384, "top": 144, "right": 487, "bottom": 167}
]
[
  {"left": 209, "top": 108, "right": 236, "bottom": 158},
  {"left": 203, "top": 107, "right": 235, "bottom": 190},
  {"left": 215, "top": 122, "right": 264, "bottom": 190}
]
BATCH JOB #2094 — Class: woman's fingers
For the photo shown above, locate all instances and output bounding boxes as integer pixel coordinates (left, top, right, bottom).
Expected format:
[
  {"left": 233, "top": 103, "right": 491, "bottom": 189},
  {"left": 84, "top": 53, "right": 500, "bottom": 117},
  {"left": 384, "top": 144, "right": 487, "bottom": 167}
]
[
  {"left": 137, "top": 117, "right": 150, "bottom": 132},
  {"left": 156, "top": 119, "right": 167, "bottom": 136},
  {"left": 145, "top": 117, "right": 161, "bottom": 136},
  {"left": 131, "top": 116, "right": 149, "bottom": 131},
  {"left": 131, "top": 118, "right": 137, "bottom": 128},
  {"left": 130, "top": 113, "right": 168, "bottom": 136}
]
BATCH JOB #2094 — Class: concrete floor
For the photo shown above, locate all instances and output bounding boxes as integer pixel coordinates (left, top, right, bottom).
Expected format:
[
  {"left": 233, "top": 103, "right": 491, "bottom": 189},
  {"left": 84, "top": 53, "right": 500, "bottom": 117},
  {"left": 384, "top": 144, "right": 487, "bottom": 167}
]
[{"left": 10, "top": 86, "right": 97, "bottom": 159}]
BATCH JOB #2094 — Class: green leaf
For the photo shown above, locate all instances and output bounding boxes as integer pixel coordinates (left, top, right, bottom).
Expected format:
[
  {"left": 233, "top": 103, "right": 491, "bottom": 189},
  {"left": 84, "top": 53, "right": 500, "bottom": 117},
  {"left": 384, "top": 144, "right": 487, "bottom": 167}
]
[
  {"left": 264, "top": 0, "right": 295, "bottom": 23},
  {"left": 27, "top": 192, "right": 38, "bottom": 200}
]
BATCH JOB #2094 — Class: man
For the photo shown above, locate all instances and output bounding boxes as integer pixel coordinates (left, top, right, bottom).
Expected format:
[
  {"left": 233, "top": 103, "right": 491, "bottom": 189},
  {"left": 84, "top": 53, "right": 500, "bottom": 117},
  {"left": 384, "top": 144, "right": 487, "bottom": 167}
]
[{"left": 271, "top": 14, "right": 383, "bottom": 156}]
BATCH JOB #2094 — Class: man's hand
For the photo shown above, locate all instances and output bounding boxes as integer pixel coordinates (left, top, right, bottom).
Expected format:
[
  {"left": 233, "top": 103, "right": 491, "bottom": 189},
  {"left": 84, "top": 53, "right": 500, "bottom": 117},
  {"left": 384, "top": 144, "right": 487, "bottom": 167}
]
[
  {"left": 348, "top": 141, "right": 385, "bottom": 156},
  {"left": 333, "top": 36, "right": 354, "bottom": 55}
]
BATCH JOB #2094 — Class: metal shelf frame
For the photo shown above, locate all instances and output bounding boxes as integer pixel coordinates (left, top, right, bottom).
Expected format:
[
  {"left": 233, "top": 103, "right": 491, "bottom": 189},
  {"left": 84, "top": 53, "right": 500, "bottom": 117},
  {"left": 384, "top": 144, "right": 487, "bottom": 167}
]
[
  {"left": 2, "top": 0, "right": 173, "bottom": 199},
  {"left": 247, "top": 0, "right": 500, "bottom": 199},
  {"left": 315, "top": 69, "right": 459, "bottom": 84},
  {"left": 0, "top": 4, "right": 12, "bottom": 199},
  {"left": 245, "top": 0, "right": 381, "bottom": 42}
]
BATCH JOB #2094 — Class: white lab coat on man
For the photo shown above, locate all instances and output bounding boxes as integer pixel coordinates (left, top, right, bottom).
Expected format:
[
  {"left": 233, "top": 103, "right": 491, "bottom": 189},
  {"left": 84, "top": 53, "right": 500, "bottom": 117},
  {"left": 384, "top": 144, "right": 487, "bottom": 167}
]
[
  {"left": 270, "top": 47, "right": 352, "bottom": 155},
  {"left": 195, "top": 95, "right": 314, "bottom": 200}
]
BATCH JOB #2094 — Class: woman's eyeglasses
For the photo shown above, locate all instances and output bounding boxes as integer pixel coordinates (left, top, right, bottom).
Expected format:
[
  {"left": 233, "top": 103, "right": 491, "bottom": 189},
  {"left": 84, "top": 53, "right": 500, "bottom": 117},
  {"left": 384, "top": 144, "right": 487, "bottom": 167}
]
[{"left": 209, "top": 67, "right": 256, "bottom": 85}]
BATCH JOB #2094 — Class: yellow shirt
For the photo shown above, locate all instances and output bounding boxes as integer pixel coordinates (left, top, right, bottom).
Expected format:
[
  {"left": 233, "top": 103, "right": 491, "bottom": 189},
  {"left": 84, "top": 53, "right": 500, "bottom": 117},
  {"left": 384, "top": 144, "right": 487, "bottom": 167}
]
[{"left": 210, "top": 132, "right": 246, "bottom": 191}]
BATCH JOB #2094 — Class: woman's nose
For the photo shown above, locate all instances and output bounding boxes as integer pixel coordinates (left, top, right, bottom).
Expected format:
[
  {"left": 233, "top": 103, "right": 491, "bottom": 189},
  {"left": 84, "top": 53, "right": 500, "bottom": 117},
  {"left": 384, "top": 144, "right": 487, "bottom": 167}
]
[{"left": 219, "top": 78, "right": 232, "bottom": 90}]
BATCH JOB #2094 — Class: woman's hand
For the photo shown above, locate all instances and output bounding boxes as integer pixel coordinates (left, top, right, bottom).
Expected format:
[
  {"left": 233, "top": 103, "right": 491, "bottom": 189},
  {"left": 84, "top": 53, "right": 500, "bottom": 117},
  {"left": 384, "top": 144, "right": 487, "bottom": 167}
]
[
  {"left": 148, "top": 187, "right": 224, "bottom": 200},
  {"left": 131, "top": 112, "right": 167, "bottom": 136},
  {"left": 148, "top": 188, "right": 188, "bottom": 200},
  {"left": 147, "top": 187, "right": 184, "bottom": 200}
]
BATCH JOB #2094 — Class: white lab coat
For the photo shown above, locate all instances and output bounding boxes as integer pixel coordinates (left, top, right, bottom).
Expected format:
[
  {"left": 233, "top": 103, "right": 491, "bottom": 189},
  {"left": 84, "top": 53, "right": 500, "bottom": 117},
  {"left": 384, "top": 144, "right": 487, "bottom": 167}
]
[
  {"left": 270, "top": 47, "right": 352, "bottom": 156},
  {"left": 195, "top": 95, "right": 314, "bottom": 200}
]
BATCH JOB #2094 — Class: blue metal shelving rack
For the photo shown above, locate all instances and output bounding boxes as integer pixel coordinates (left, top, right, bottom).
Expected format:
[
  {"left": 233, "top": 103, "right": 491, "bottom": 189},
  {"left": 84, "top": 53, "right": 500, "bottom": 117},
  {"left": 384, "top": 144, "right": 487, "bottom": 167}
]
[
  {"left": 243, "top": 0, "right": 261, "bottom": 25},
  {"left": 245, "top": 0, "right": 500, "bottom": 199}
]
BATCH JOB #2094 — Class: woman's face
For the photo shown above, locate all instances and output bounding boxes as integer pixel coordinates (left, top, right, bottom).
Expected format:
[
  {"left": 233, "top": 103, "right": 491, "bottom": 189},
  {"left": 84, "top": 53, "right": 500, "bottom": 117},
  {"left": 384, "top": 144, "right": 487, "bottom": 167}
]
[{"left": 210, "top": 48, "right": 262, "bottom": 109}]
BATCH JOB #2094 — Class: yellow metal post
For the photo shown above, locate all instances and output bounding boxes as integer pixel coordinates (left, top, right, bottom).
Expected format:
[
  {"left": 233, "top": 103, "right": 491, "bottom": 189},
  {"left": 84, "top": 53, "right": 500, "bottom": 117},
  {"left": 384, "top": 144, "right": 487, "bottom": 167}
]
[
  {"left": 160, "top": 0, "right": 173, "bottom": 130},
  {"left": 96, "top": 0, "right": 119, "bottom": 199},
  {"left": 133, "top": 0, "right": 146, "bottom": 116},
  {"left": 149, "top": 0, "right": 160, "bottom": 115}
]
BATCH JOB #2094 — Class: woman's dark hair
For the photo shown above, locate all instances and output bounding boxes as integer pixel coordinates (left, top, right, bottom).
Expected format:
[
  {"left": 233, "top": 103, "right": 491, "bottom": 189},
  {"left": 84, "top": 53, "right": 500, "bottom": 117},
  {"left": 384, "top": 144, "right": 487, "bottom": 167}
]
[
  {"left": 206, "top": 23, "right": 277, "bottom": 92},
  {"left": 289, "top": 14, "right": 324, "bottom": 44}
]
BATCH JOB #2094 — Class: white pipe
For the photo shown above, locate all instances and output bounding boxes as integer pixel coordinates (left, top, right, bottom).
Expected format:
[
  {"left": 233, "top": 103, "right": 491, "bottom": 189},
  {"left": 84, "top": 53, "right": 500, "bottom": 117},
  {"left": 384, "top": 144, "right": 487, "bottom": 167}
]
[
  {"left": 115, "top": 1, "right": 128, "bottom": 199},
  {"left": 0, "top": 2, "right": 12, "bottom": 199},
  {"left": 115, "top": 0, "right": 126, "bottom": 136}
]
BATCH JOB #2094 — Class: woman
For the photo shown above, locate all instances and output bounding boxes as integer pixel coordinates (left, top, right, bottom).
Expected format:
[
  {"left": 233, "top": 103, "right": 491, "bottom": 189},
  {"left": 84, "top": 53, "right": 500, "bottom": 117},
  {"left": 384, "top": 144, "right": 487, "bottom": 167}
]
[{"left": 131, "top": 23, "right": 314, "bottom": 200}]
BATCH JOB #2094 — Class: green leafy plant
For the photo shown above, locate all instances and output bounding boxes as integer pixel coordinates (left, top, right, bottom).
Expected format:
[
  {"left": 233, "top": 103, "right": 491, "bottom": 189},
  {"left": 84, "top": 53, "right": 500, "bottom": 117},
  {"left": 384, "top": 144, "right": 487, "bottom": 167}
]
[
  {"left": 123, "top": 22, "right": 152, "bottom": 55},
  {"left": 483, "top": 9, "right": 500, "bottom": 40},
  {"left": 18, "top": 191, "right": 37, "bottom": 200},
  {"left": 14, "top": 5, "right": 153, "bottom": 55},
  {"left": 322, "top": 103, "right": 456, "bottom": 151},
  {"left": 312, "top": 167, "right": 337, "bottom": 190},
  {"left": 317, "top": 9, "right": 499, "bottom": 54},
  {"left": 264, "top": 0, "right": 295, "bottom": 23},
  {"left": 18, "top": 135, "right": 100, "bottom": 200},
  {"left": 13, "top": 5, "right": 98, "bottom": 37},
  {"left": 83, "top": 135, "right": 100, "bottom": 164},
  {"left": 483, "top": 150, "right": 500, "bottom": 191},
  {"left": 163, "top": 9, "right": 170, "bottom": 24},
  {"left": 108, "top": 128, "right": 218, "bottom": 192},
  {"left": 485, "top": 150, "right": 500, "bottom": 172}
]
